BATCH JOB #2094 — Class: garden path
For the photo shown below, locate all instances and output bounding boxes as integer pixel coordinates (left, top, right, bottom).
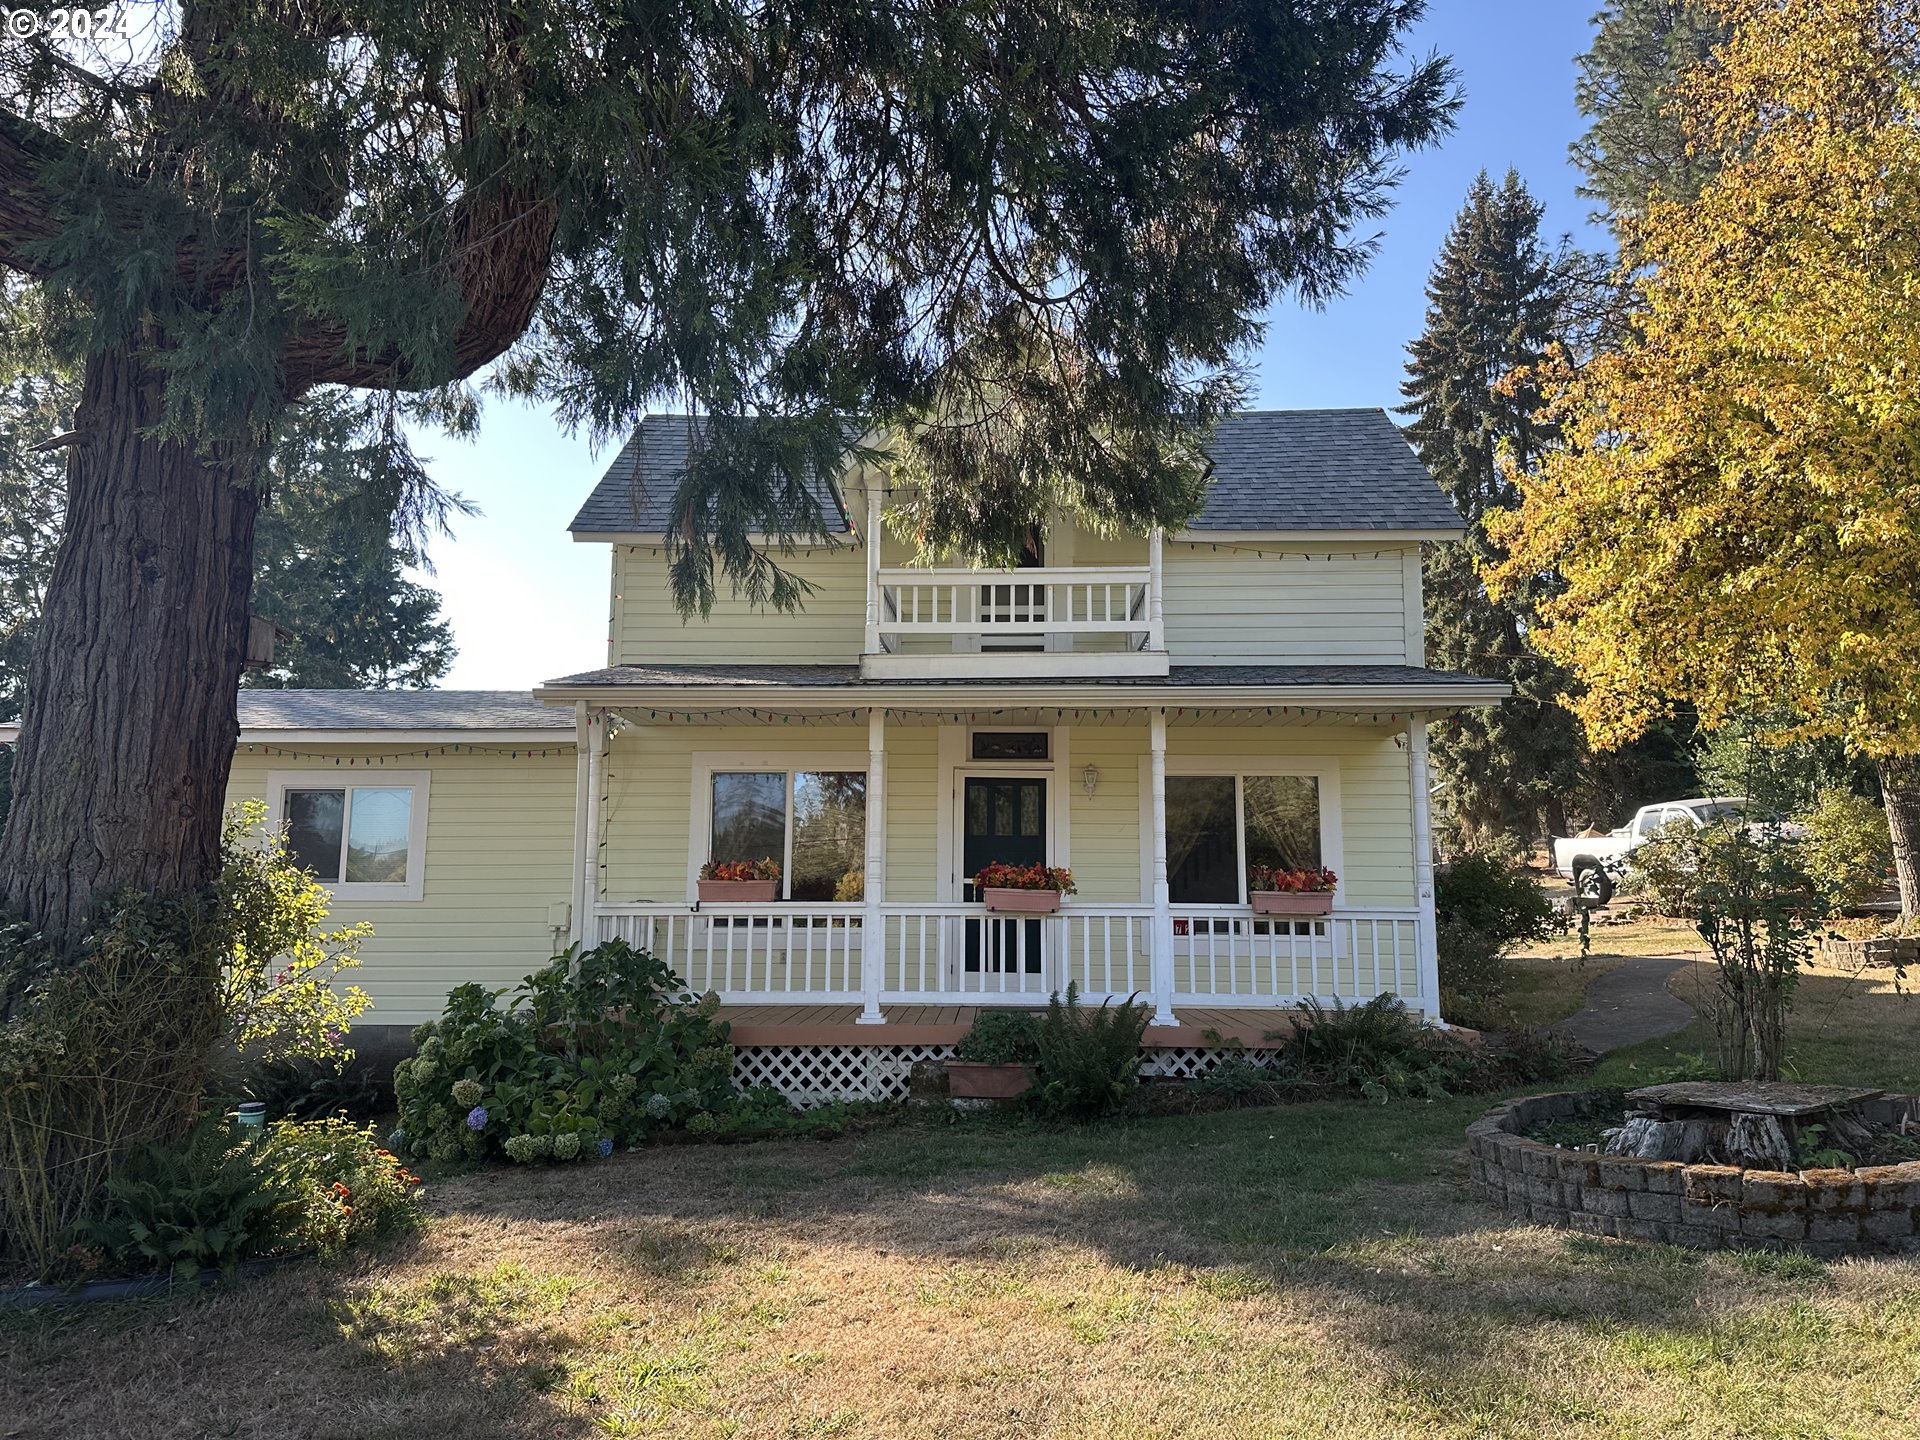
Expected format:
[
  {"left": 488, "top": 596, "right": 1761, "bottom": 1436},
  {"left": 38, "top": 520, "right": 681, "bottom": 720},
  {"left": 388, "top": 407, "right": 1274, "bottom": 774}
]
[{"left": 1553, "top": 955, "right": 1697, "bottom": 1053}]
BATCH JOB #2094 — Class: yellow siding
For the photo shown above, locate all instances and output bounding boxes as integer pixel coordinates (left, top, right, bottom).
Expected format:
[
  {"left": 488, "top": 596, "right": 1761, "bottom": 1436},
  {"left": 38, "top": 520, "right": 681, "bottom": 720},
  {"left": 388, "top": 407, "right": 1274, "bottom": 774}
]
[
  {"left": 609, "top": 545, "right": 864, "bottom": 665},
  {"left": 1160, "top": 543, "right": 1416, "bottom": 664},
  {"left": 226, "top": 745, "right": 578, "bottom": 1025},
  {"left": 598, "top": 719, "right": 1413, "bottom": 908}
]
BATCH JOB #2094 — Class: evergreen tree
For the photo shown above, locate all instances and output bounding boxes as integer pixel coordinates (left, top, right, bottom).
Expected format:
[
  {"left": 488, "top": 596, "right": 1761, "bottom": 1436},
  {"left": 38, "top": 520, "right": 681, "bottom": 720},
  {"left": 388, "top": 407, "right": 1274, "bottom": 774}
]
[
  {"left": 1400, "top": 171, "right": 1583, "bottom": 849},
  {"left": 0, "top": 3, "right": 1457, "bottom": 939},
  {"left": 1572, "top": 0, "right": 1728, "bottom": 235}
]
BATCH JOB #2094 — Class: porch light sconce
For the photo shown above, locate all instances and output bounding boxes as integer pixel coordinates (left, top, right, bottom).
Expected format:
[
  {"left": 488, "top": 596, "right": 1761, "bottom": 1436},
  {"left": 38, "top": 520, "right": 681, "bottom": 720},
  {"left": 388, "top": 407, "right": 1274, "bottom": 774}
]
[{"left": 1081, "top": 763, "right": 1100, "bottom": 799}]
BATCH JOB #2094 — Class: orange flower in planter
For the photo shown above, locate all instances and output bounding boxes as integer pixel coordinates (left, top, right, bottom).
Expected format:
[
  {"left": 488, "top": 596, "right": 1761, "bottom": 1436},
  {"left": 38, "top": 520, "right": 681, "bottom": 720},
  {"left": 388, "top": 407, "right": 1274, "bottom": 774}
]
[
  {"left": 1247, "top": 865, "right": 1337, "bottom": 894},
  {"left": 972, "top": 862, "right": 1075, "bottom": 894}
]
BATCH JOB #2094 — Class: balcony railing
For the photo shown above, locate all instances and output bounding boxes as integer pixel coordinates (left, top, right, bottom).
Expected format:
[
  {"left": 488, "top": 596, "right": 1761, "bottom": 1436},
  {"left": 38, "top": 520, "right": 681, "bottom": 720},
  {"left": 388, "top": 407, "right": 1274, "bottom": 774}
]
[{"left": 874, "top": 566, "right": 1155, "bottom": 653}]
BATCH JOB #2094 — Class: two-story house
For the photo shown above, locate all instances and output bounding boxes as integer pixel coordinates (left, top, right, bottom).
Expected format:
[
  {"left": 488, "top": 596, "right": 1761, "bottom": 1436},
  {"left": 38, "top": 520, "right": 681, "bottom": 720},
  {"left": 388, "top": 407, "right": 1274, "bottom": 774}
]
[{"left": 118, "top": 408, "right": 1505, "bottom": 1098}]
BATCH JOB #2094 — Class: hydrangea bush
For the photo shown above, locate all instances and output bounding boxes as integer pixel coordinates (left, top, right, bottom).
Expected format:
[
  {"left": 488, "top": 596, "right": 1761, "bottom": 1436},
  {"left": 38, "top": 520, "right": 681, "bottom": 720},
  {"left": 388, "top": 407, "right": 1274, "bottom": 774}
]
[{"left": 392, "top": 939, "right": 734, "bottom": 1164}]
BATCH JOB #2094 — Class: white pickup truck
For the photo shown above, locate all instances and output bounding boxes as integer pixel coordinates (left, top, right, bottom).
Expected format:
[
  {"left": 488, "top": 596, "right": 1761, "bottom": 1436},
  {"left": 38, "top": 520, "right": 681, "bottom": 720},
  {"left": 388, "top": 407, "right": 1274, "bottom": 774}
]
[{"left": 1551, "top": 796, "right": 1753, "bottom": 904}]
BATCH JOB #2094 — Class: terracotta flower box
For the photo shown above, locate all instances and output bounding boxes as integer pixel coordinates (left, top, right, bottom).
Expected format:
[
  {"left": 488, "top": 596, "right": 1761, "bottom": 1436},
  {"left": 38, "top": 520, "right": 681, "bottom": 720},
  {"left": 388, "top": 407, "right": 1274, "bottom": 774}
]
[
  {"left": 945, "top": 1060, "right": 1036, "bottom": 1099},
  {"left": 697, "top": 878, "right": 778, "bottom": 903},
  {"left": 1249, "top": 890, "right": 1334, "bottom": 916},
  {"left": 981, "top": 887, "right": 1062, "bottom": 914}
]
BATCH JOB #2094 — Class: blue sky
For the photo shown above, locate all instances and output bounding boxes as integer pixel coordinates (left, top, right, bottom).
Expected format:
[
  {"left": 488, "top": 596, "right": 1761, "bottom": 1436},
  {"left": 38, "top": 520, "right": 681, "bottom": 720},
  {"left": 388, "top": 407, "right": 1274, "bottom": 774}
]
[{"left": 421, "top": 3, "right": 1607, "bottom": 689}]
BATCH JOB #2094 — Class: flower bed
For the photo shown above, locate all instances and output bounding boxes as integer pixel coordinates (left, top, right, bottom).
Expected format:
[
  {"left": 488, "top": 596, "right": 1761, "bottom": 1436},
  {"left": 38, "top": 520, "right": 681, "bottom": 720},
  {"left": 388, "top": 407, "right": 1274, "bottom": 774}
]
[{"left": 1469, "top": 1090, "right": 1920, "bottom": 1256}]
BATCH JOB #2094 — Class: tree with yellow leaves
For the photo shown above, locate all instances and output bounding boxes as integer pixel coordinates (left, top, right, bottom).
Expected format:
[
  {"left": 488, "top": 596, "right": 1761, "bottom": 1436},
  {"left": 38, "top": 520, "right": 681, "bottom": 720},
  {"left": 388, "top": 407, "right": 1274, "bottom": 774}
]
[{"left": 1488, "top": 0, "right": 1920, "bottom": 914}]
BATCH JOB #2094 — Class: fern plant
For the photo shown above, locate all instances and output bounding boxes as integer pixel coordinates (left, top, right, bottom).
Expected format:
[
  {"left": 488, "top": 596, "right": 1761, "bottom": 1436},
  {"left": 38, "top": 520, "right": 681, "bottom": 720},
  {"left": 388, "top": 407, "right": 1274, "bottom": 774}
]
[{"left": 1032, "top": 983, "right": 1151, "bottom": 1120}]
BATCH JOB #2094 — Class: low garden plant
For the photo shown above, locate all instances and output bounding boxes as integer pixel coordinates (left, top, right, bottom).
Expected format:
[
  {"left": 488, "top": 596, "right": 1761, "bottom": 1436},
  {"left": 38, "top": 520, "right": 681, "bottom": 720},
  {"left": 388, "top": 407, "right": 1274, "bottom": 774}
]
[
  {"left": 952, "top": 1008, "right": 1041, "bottom": 1066},
  {"left": 1031, "top": 983, "right": 1151, "bottom": 1119},
  {"left": 393, "top": 938, "right": 736, "bottom": 1165},
  {"left": 1434, "top": 852, "right": 1565, "bottom": 1027}
]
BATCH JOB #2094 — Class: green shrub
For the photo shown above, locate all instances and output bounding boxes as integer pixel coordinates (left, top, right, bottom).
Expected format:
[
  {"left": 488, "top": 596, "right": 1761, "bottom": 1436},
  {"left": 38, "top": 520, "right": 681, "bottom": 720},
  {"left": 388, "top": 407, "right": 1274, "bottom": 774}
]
[
  {"left": 1796, "top": 788, "right": 1892, "bottom": 910},
  {"left": 1273, "top": 994, "right": 1579, "bottom": 1103},
  {"left": 1434, "top": 854, "right": 1564, "bottom": 1026},
  {"left": 953, "top": 1009, "right": 1041, "bottom": 1065},
  {"left": 240, "top": 1054, "right": 383, "bottom": 1122},
  {"left": 1031, "top": 984, "right": 1151, "bottom": 1120},
  {"left": 393, "top": 939, "right": 734, "bottom": 1165},
  {"left": 68, "top": 1120, "right": 304, "bottom": 1279},
  {"left": 1623, "top": 820, "right": 1707, "bottom": 915}
]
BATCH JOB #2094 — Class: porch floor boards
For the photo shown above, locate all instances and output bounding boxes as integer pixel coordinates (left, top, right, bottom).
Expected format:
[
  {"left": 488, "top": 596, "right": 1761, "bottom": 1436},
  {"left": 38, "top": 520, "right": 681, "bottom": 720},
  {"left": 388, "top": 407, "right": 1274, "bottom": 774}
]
[{"left": 716, "top": 1003, "right": 1296, "bottom": 1048}]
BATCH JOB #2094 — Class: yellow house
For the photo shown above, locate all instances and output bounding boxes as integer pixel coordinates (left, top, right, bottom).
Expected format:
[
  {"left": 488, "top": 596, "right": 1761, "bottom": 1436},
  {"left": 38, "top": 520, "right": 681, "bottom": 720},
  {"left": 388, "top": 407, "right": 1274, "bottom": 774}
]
[{"left": 15, "top": 410, "right": 1502, "bottom": 1098}]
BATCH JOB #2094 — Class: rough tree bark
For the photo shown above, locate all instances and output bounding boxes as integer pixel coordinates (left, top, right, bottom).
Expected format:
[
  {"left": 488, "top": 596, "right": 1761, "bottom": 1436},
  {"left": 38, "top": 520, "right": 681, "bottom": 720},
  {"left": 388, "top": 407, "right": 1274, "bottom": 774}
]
[
  {"left": 1879, "top": 755, "right": 1920, "bottom": 920},
  {"left": 0, "top": 346, "right": 263, "bottom": 934}
]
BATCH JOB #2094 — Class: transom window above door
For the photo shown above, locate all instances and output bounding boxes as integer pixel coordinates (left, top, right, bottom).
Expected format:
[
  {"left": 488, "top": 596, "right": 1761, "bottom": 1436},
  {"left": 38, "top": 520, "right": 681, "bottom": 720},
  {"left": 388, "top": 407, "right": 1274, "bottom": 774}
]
[
  {"left": 708, "top": 769, "right": 867, "bottom": 901},
  {"left": 268, "top": 771, "right": 429, "bottom": 902},
  {"left": 1165, "top": 772, "right": 1327, "bottom": 906}
]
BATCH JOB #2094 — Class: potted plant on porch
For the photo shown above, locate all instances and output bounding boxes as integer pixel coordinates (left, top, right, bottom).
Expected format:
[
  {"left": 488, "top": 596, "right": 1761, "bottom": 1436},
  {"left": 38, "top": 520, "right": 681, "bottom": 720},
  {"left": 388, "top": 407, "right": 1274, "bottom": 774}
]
[
  {"left": 975, "top": 862, "right": 1075, "bottom": 913},
  {"left": 947, "top": 1009, "right": 1041, "bottom": 1099},
  {"left": 1248, "top": 864, "right": 1338, "bottom": 916},
  {"left": 698, "top": 858, "right": 781, "bottom": 903}
]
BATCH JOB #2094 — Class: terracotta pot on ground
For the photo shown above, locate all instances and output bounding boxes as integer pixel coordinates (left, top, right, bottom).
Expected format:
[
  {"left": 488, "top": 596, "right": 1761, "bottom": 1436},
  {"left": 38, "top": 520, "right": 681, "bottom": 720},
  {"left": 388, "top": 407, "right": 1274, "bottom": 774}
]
[
  {"left": 946, "top": 1061, "right": 1036, "bottom": 1099},
  {"left": 981, "top": 887, "right": 1061, "bottom": 913},
  {"left": 698, "top": 879, "right": 778, "bottom": 903},
  {"left": 1249, "top": 891, "right": 1334, "bottom": 916}
]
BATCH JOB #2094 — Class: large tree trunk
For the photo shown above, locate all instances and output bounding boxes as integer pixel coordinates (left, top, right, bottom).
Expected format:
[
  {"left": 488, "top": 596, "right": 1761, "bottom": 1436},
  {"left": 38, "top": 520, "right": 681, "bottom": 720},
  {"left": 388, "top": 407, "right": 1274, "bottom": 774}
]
[
  {"left": 1881, "top": 755, "right": 1920, "bottom": 920},
  {"left": 0, "top": 346, "right": 262, "bottom": 935}
]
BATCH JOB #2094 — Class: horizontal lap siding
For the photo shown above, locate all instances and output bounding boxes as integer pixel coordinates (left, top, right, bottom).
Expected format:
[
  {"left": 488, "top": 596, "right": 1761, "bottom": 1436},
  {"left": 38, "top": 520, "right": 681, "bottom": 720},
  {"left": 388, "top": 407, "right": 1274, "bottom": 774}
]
[
  {"left": 600, "top": 723, "right": 869, "bottom": 901},
  {"left": 1165, "top": 725, "right": 1415, "bottom": 908},
  {"left": 601, "top": 721, "right": 1413, "bottom": 910},
  {"left": 1161, "top": 545, "right": 1414, "bottom": 664},
  {"left": 611, "top": 546, "right": 864, "bottom": 665},
  {"left": 225, "top": 747, "right": 578, "bottom": 1025}
]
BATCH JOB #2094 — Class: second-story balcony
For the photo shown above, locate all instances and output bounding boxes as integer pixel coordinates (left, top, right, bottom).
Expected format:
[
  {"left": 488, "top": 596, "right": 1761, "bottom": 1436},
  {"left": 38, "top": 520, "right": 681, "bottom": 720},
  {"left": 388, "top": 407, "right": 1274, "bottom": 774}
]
[{"left": 861, "top": 535, "right": 1170, "bottom": 679}]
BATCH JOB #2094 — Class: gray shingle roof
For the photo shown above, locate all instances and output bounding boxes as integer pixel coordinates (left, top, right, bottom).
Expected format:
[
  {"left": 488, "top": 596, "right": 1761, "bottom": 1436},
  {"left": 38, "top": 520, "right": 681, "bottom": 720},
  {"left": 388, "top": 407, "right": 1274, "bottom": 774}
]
[
  {"left": 569, "top": 416, "right": 852, "bottom": 536},
  {"left": 539, "top": 663, "right": 1491, "bottom": 690},
  {"left": 569, "top": 409, "right": 1460, "bottom": 537},
  {"left": 1191, "top": 410, "right": 1461, "bottom": 532},
  {"left": 234, "top": 690, "right": 573, "bottom": 732}
]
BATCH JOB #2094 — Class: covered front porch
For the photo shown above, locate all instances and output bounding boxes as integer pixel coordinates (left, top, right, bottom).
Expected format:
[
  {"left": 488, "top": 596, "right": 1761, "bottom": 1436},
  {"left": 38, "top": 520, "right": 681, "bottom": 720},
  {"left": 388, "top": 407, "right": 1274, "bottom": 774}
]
[{"left": 534, "top": 667, "right": 1503, "bottom": 1033}]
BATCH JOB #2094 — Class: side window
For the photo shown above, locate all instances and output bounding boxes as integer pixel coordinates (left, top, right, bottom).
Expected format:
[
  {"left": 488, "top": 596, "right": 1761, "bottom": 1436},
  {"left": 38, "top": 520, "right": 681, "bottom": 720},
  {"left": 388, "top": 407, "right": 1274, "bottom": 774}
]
[{"left": 271, "top": 773, "right": 428, "bottom": 902}]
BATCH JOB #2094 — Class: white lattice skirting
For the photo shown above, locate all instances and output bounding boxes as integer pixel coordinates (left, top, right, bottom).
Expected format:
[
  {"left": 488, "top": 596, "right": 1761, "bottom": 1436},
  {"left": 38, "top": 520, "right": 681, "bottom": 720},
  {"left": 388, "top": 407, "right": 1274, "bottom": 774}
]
[
  {"left": 733, "top": 1044, "right": 956, "bottom": 1106},
  {"left": 1137, "top": 1047, "right": 1283, "bottom": 1080},
  {"left": 735, "top": 1042, "right": 1283, "bottom": 1104}
]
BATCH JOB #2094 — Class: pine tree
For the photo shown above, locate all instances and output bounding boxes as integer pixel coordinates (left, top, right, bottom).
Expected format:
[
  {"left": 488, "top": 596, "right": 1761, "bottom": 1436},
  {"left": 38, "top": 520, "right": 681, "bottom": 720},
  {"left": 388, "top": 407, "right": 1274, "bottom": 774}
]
[
  {"left": 1400, "top": 171, "right": 1583, "bottom": 849},
  {"left": 1572, "top": 0, "right": 1728, "bottom": 234}
]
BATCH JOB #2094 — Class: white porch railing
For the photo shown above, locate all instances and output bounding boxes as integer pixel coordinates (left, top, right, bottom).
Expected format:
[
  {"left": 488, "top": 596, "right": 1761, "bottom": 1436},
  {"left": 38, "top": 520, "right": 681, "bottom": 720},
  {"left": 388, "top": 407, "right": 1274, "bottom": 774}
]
[
  {"left": 874, "top": 566, "right": 1154, "bottom": 653},
  {"left": 590, "top": 901, "right": 1427, "bottom": 1013}
]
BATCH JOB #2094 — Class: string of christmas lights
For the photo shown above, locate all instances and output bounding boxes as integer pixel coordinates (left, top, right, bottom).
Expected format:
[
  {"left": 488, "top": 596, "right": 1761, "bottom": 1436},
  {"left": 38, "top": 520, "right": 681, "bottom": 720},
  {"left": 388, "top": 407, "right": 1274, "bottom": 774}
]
[{"left": 240, "top": 743, "right": 571, "bottom": 763}]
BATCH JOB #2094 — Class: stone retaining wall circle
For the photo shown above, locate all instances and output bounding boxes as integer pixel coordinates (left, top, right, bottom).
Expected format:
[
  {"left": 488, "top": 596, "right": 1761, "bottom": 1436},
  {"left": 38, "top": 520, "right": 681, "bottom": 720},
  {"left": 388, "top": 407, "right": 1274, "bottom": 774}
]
[{"left": 1468, "top": 1090, "right": 1920, "bottom": 1256}]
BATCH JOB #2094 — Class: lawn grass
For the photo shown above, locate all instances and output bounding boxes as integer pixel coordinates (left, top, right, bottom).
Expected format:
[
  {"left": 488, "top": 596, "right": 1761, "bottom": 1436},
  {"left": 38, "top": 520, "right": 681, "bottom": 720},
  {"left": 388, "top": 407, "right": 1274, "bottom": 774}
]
[{"left": 6, "top": 931, "right": 1918, "bottom": 1438}]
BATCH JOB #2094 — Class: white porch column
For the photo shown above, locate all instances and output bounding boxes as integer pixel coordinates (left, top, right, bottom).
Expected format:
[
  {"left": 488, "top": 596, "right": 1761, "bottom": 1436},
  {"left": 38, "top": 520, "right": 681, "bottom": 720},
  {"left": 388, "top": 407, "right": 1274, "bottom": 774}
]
[
  {"left": 1148, "top": 707, "right": 1178, "bottom": 1026},
  {"left": 863, "top": 481, "right": 883, "bottom": 657},
  {"left": 579, "top": 709, "right": 605, "bottom": 951},
  {"left": 858, "top": 705, "right": 888, "bottom": 1023},
  {"left": 1407, "top": 712, "right": 1444, "bottom": 1024},
  {"left": 1147, "top": 527, "right": 1165, "bottom": 654},
  {"left": 568, "top": 701, "right": 591, "bottom": 945}
]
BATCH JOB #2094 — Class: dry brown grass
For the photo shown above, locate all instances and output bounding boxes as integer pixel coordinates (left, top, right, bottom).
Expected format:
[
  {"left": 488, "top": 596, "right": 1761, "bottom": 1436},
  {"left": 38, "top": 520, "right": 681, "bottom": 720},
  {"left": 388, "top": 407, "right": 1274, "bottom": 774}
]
[{"left": 7, "top": 1064, "right": 1920, "bottom": 1440}]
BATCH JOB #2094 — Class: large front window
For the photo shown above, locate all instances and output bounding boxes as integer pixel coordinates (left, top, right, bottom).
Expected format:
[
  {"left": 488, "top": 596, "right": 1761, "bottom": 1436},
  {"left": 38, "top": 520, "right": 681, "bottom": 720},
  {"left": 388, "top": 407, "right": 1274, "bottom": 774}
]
[
  {"left": 1166, "top": 773, "right": 1323, "bottom": 905},
  {"left": 709, "top": 770, "right": 866, "bottom": 901}
]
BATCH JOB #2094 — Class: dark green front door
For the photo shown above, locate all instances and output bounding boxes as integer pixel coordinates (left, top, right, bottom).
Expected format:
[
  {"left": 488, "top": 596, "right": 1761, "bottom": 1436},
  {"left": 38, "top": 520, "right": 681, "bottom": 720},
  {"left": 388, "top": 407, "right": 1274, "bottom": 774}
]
[{"left": 962, "top": 776, "right": 1046, "bottom": 974}]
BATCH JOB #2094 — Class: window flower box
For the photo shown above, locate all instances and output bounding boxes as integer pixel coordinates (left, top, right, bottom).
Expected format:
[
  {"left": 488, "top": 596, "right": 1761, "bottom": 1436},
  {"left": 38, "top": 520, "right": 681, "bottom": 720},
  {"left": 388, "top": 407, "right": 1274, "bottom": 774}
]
[
  {"left": 1249, "top": 890, "right": 1334, "bottom": 916},
  {"left": 1248, "top": 865, "right": 1337, "bottom": 916},
  {"left": 698, "top": 858, "right": 780, "bottom": 903},
  {"left": 973, "top": 863, "right": 1075, "bottom": 914}
]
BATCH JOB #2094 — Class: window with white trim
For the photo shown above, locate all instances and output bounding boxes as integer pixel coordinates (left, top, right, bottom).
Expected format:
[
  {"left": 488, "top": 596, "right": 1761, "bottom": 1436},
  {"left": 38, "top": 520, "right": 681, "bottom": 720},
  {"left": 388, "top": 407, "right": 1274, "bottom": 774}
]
[
  {"left": 1166, "top": 773, "right": 1322, "bottom": 905},
  {"left": 709, "top": 770, "right": 866, "bottom": 901},
  {"left": 268, "top": 771, "right": 429, "bottom": 903}
]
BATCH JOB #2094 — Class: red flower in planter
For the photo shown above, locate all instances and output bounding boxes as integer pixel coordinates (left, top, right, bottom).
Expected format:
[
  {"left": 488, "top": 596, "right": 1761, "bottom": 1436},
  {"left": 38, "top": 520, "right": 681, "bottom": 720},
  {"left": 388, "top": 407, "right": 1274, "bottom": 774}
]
[
  {"left": 972, "top": 862, "right": 1076, "bottom": 894},
  {"left": 699, "top": 858, "right": 782, "bottom": 882},
  {"left": 1247, "top": 865, "right": 1338, "bottom": 894}
]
